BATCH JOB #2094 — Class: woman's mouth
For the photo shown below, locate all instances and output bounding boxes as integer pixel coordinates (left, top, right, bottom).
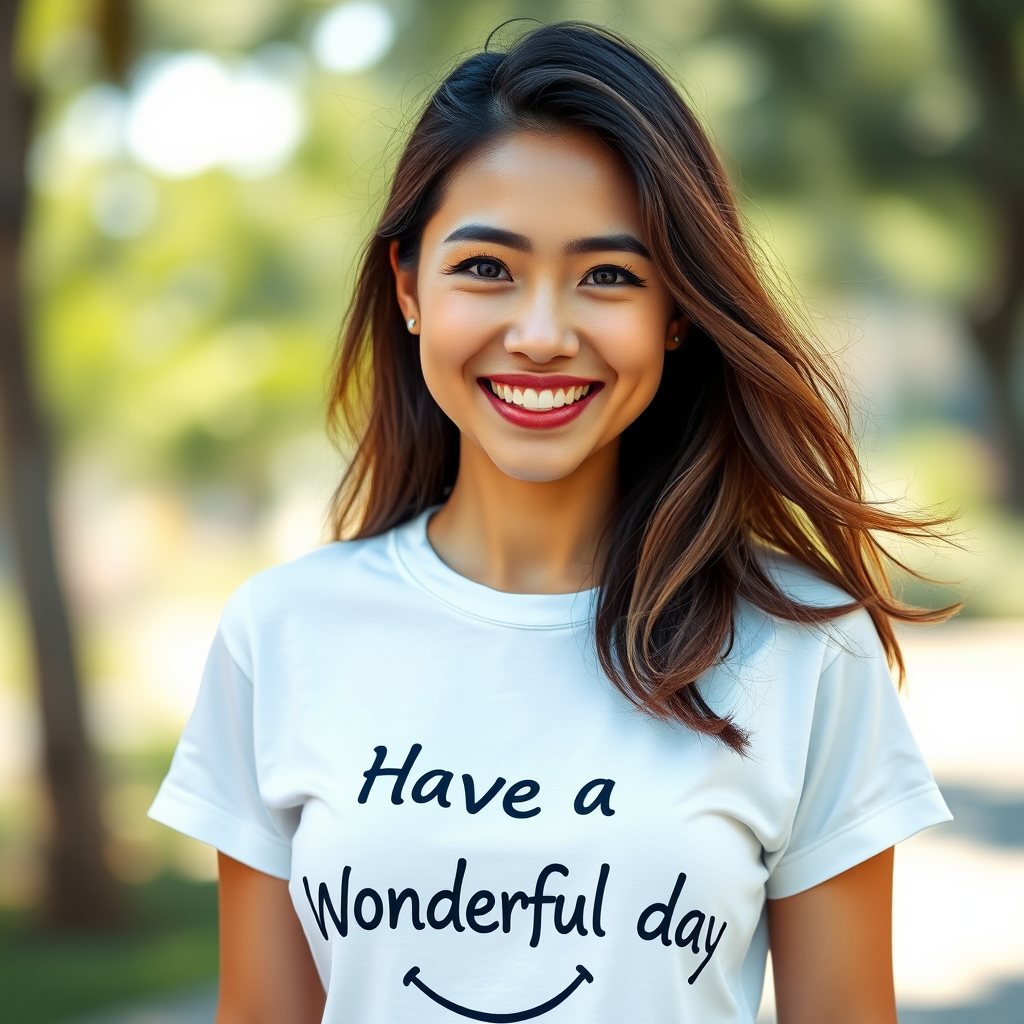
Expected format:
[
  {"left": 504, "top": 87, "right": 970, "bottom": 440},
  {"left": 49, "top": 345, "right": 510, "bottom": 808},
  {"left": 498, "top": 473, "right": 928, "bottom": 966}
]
[{"left": 477, "top": 375, "right": 603, "bottom": 429}]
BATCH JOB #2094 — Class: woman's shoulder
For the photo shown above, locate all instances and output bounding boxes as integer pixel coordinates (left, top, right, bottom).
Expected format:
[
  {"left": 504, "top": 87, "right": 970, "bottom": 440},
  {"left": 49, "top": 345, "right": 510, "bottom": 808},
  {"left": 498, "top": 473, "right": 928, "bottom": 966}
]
[
  {"left": 217, "top": 531, "right": 400, "bottom": 646},
  {"left": 752, "top": 547, "right": 853, "bottom": 609},
  {"left": 743, "top": 547, "right": 884, "bottom": 658},
  {"left": 713, "top": 552, "right": 893, "bottom": 739}
]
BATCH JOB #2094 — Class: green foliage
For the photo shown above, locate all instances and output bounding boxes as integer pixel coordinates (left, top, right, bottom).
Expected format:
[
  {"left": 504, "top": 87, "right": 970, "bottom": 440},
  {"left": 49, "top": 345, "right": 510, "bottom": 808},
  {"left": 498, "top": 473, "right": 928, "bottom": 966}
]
[
  {"left": 0, "top": 877, "right": 217, "bottom": 1024},
  {"left": 18, "top": 0, "right": 1020, "bottom": 497}
]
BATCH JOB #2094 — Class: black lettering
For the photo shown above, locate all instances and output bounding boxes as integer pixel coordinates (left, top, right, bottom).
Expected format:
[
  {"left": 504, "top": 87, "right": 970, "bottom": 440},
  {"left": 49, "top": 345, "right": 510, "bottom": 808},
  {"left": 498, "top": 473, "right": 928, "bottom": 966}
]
[
  {"left": 427, "top": 858, "right": 467, "bottom": 931},
  {"left": 388, "top": 887, "right": 424, "bottom": 930},
  {"left": 354, "top": 887, "right": 383, "bottom": 929},
  {"left": 358, "top": 744, "right": 422, "bottom": 804},
  {"left": 554, "top": 894, "right": 588, "bottom": 937},
  {"left": 463, "top": 774, "right": 506, "bottom": 813},
  {"left": 592, "top": 863, "right": 609, "bottom": 937},
  {"left": 573, "top": 779, "right": 616, "bottom": 816},
  {"left": 637, "top": 872, "right": 686, "bottom": 946},
  {"left": 530, "top": 863, "right": 567, "bottom": 948},
  {"left": 689, "top": 916, "right": 727, "bottom": 984},
  {"left": 302, "top": 867, "right": 349, "bottom": 939},
  {"left": 466, "top": 890, "right": 499, "bottom": 933},
  {"left": 503, "top": 779, "right": 541, "bottom": 819},
  {"left": 501, "top": 890, "right": 529, "bottom": 933},
  {"left": 411, "top": 770, "right": 453, "bottom": 807},
  {"left": 674, "top": 909, "right": 704, "bottom": 953}
]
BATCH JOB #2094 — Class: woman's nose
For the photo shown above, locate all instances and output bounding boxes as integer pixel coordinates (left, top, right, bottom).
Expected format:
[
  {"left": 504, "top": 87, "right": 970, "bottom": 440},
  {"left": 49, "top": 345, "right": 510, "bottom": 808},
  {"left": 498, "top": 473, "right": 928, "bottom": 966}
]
[{"left": 502, "top": 285, "right": 580, "bottom": 362}]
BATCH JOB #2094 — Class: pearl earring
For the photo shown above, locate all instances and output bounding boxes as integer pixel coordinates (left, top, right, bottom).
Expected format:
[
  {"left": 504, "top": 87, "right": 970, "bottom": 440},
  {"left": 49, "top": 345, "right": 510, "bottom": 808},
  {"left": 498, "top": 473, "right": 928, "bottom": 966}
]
[{"left": 407, "top": 317, "right": 417, "bottom": 331}]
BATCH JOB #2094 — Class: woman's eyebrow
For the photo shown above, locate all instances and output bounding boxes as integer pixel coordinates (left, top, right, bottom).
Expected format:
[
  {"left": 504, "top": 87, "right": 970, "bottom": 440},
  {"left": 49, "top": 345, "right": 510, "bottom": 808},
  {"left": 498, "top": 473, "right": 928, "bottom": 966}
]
[
  {"left": 564, "top": 233, "right": 651, "bottom": 259},
  {"left": 441, "top": 225, "right": 650, "bottom": 260},
  {"left": 443, "top": 224, "right": 532, "bottom": 251}
]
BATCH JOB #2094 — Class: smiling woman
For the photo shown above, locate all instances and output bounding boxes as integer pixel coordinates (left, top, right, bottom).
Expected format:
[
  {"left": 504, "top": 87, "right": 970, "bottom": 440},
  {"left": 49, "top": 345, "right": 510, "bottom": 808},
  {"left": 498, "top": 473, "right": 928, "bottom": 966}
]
[
  {"left": 391, "top": 129, "right": 679, "bottom": 498},
  {"left": 149, "top": 21, "right": 954, "bottom": 1024}
]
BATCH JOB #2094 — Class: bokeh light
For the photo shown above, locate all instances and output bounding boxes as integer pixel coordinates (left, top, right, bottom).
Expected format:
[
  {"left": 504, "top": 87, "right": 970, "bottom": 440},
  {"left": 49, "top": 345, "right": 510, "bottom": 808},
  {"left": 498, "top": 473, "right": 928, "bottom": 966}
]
[
  {"left": 311, "top": 1, "right": 396, "bottom": 73},
  {"left": 125, "top": 52, "right": 306, "bottom": 178}
]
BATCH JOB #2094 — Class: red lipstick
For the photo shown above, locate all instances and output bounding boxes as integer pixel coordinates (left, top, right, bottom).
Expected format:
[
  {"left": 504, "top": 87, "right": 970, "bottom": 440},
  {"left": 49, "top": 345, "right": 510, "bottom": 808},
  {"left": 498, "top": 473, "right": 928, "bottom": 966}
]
[{"left": 477, "top": 375, "right": 603, "bottom": 430}]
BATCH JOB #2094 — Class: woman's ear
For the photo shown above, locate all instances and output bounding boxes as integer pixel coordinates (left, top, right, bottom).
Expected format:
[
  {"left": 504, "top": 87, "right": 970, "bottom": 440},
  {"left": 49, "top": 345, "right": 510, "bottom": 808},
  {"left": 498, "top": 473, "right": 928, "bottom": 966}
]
[
  {"left": 665, "top": 316, "right": 689, "bottom": 351},
  {"left": 389, "top": 240, "right": 421, "bottom": 334}
]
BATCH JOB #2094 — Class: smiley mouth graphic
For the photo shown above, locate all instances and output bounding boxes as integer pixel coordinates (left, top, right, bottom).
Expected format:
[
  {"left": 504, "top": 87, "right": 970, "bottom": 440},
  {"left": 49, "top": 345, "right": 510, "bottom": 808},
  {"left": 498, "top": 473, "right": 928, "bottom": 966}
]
[{"left": 403, "top": 964, "right": 594, "bottom": 1022}]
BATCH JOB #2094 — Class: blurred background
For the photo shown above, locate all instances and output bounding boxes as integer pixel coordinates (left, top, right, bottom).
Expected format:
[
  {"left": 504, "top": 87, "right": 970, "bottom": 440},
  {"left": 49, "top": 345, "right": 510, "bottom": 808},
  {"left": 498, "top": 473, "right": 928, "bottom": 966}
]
[{"left": 0, "top": 1, "right": 1021, "bottom": 1022}]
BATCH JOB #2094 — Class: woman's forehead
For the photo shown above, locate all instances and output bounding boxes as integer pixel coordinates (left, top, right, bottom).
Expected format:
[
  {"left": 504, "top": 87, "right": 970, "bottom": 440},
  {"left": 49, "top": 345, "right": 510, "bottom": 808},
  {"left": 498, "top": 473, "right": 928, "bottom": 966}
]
[{"left": 427, "top": 130, "right": 644, "bottom": 245}]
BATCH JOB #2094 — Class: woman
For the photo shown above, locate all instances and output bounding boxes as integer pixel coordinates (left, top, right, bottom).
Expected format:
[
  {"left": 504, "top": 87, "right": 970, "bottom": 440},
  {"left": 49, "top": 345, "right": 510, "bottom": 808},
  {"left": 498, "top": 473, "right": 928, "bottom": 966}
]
[{"left": 150, "top": 22, "right": 952, "bottom": 1024}]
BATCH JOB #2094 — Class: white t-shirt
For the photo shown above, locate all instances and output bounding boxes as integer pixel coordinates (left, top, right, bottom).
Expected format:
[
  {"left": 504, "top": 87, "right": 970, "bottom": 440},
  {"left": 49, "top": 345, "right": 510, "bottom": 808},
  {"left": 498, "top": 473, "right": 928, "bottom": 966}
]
[{"left": 150, "top": 509, "right": 950, "bottom": 1024}]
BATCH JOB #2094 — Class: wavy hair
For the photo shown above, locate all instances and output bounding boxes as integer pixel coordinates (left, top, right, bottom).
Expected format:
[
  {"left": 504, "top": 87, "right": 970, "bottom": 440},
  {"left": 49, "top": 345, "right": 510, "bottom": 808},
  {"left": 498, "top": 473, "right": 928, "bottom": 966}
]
[{"left": 327, "top": 22, "right": 953, "bottom": 751}]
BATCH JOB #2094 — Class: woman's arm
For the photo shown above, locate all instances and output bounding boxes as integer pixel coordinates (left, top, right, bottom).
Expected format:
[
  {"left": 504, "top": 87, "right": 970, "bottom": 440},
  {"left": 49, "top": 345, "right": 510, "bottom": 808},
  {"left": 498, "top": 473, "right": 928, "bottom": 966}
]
[
  {"left": 216, "top": 853, "right": 326, "bottom": 1024},
  {"left": 768, "top": 848, "right": 897, "bottom": 1024}
]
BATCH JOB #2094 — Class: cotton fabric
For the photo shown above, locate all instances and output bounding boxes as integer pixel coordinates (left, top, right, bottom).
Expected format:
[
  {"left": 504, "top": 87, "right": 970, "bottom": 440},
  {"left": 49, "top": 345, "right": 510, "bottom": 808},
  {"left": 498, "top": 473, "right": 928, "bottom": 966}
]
[{"left": 150, "top": 509, "right": 950, "bottom": 1023}]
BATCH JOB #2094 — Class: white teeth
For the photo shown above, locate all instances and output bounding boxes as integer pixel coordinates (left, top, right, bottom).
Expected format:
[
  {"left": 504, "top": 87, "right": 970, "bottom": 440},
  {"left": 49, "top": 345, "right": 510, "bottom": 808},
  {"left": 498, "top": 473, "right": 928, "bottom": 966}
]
[{"left": 488, "top": 380, "right": 592, "bottom": 408}]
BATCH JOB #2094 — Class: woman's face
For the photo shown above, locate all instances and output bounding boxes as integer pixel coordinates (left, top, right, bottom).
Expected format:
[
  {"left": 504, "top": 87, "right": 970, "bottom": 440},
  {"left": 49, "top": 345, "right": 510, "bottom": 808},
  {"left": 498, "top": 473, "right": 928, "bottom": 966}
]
[{"left": 393, "top": 130, "right": 681, "bottom": 483}]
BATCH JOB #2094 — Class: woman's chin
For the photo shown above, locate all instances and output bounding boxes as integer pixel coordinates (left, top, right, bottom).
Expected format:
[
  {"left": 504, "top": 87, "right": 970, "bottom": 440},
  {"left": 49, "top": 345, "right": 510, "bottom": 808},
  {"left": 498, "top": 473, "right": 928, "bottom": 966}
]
[{"left": 485, "top": 452, "right": 590, "bottom": 484}]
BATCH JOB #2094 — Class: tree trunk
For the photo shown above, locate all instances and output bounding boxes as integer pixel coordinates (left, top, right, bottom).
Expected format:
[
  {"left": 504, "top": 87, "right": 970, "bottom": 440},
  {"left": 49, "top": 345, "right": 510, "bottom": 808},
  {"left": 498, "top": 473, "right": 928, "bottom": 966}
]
[
  {"left": 0, "top": 0, "right": 121, "bottom": 928},
  {"left": 973, "top": 264, "right": 1024, "bottom": 510},
  {"left": 947, "top": 0, "right": 1024, "bottom": 511}
]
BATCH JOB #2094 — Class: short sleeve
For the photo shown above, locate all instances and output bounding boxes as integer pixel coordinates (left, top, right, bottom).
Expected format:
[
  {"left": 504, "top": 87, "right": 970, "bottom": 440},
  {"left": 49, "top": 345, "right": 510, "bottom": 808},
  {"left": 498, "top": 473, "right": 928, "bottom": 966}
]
[
  {"left": 148, "top": 597, "right": 293, "bottom": 880},
  {"left": 765, "top": 614, "right": 951, "bottom": 899}
]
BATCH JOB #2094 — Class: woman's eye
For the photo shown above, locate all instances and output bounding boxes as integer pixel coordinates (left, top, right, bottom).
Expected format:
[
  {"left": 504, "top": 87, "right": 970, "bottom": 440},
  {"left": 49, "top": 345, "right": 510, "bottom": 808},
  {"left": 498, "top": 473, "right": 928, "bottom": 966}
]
[
  {"left": 467, "top": 260, "right": 509, "bottom": 280},
  {"left": 583, "top": 265, "right": 643, "bottom": 287}
]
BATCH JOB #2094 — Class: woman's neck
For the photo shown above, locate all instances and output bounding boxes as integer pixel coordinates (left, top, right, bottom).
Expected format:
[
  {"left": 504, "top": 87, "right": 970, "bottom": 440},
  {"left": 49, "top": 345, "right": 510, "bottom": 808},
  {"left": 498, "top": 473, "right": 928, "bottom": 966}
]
[{"left": 426, "top": 435, "right": 619, "bottom": 594}]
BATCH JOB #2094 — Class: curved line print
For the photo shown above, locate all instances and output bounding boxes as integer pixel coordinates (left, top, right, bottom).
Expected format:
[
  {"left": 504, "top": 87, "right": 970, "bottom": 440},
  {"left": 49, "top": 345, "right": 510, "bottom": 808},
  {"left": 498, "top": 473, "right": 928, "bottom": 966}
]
[{"left": 402, "top": 964, "right": 594, "bottom": 1022}]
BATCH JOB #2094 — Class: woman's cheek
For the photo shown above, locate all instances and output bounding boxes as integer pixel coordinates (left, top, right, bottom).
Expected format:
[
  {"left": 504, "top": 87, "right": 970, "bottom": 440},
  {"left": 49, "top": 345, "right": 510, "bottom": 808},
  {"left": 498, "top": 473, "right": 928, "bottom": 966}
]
[
  {"left": 593, "top": 315, "right": 665, "bottom": 390},
  {"left": 418, "top": 301, "right": 491, "bottom": 422},
  {"left": 426, "top": 292, "right": 500, "bottom": 364},
  {"left": 418, "top": 341, "right": 465, "bottom": 422}
]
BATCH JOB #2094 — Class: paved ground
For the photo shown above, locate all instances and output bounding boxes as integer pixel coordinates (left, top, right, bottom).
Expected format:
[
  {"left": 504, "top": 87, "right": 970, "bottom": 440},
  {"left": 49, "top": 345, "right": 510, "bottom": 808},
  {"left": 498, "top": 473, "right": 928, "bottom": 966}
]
[
  {"left": 63, "top": 985, "right": 216, "bottom": 1024},
  {"left": 899, "top": 979, "right": 1024, "bottom": 1024}
]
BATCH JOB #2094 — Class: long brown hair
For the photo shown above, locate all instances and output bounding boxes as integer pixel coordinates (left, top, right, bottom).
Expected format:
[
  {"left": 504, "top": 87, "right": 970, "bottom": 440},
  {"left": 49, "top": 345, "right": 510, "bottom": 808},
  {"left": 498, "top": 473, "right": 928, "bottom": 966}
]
[{"left": 328, "top": 22, "right": 953, "bottom": 751}]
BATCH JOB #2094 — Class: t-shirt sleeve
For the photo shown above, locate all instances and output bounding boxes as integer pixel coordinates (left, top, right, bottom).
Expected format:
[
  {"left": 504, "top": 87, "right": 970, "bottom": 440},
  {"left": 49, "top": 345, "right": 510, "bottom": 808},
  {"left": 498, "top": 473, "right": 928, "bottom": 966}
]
[
  {"left": 765, "top": 613, "right": 951, "bottom": 899},
  {"left": 148, "top": 588, "right": 293, "bottom": 880}
]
